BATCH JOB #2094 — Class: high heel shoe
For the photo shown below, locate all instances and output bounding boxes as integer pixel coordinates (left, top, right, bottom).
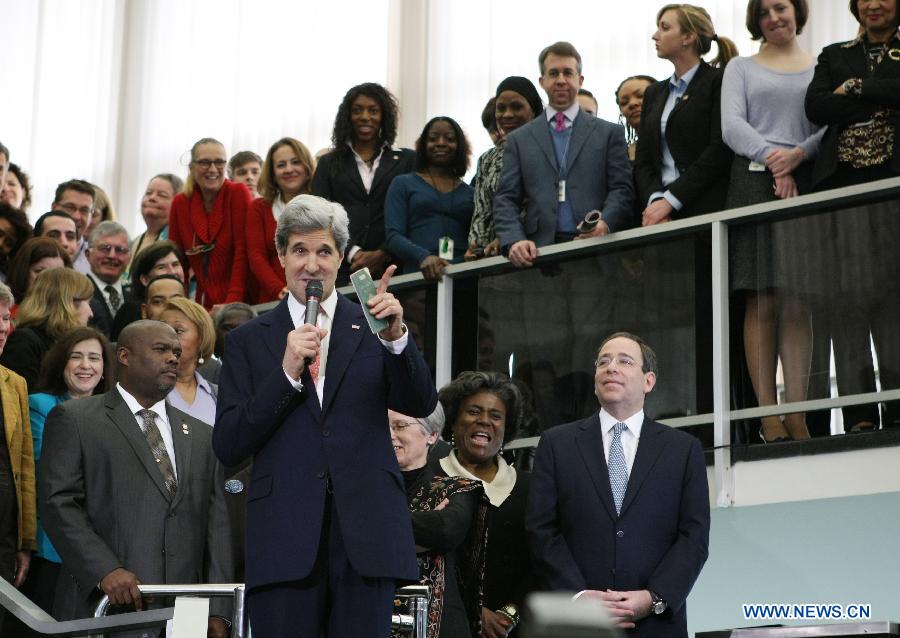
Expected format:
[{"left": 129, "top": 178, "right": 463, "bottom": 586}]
[
  {"left": 759, "top": 415, "right": 791, "bottom": 443},
  {"left": 759, "top": 428, "right": 791, "bottom": 444}
]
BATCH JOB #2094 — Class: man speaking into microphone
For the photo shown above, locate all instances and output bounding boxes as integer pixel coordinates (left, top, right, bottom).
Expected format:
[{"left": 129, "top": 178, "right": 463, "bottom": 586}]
[{"left": 213, "top": 194, "right": 437, "bottom": 637}]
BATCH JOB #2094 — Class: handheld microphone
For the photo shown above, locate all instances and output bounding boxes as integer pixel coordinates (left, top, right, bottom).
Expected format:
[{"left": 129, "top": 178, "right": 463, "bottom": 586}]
[
  {"left": 304, "top": 280, "right": 324, "bottom": 325},
  {"left": 303, "top": 280, "right": 324, "bottom": 367}
]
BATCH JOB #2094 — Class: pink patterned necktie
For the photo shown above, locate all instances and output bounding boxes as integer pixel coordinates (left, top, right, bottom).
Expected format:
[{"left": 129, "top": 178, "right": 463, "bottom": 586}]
[{"left": 554, "top": 112, "right": 566, "bottom": 132}]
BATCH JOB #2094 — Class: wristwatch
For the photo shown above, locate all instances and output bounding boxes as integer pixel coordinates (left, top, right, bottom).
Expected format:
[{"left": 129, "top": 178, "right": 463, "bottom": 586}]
[{"left": 649, "top": 590, "right": 668, "bottom": 615}]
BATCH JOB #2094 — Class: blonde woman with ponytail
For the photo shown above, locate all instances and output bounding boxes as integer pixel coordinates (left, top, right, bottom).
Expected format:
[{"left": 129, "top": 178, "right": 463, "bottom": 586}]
[{"left": 634, "top": 3, "right": 738, "bottom": 225}]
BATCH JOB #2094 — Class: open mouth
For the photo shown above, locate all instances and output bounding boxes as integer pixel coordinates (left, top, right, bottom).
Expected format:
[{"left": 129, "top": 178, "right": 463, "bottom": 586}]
[{"left": 469, "top": 431, "right": 492, "bottom": 446}]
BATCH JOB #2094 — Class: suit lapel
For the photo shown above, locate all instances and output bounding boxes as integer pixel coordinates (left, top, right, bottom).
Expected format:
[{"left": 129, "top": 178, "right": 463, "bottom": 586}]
[
  {"left": 528, "top": 115, "right": 560, "bottom": 173},
  {"left": 575, "top": 417, "right": 618, "bottom": 520},
  {"left": 167, "top": 405, "right": 193, "bottom": 508},
  {"left": 321, "top": 295, "right": 364, "bottom": 415},
  {"left": 106, "top": 390, "right": 173, "bottom": 502},
  {"left": 619, "top": 418, "right": 667, "bottom": 516},
  {"left": 342, "top": 151, "right": 369, "bottom": 199},
  {"left": 260, "top": 297, "right": 323, "bottom": 419},
  {"left": 670, "top": 61, "right": 708, "bottom": 122},
  {"left": 370, "top": 148, "right": 402, "bottom": 195},
  {"left": 565, "top": 112, "right": 591, "bottom": 171}
]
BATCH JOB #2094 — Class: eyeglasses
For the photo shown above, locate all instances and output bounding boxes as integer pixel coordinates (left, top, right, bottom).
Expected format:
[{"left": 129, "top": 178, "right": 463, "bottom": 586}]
[
  {"left": 57, "top": 202, "right": 94, "bottom": 217},
  {"left": 93, "top": 243, "right": 130, "bottom": 256},
  {"left": 595, "top": 355, "right": 639, "bottom": 369},
  {"left": 193, "top": 159, "right": 227, "bottom": 169},
  {"left": 390, "top": 420, "right": 419, "bottom": 433}
]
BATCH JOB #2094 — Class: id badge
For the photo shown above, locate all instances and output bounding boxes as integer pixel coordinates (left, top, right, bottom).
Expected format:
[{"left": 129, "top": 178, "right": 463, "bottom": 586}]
[
  {"left": 438, "top": 236, "right": 454, "bottom": 260},
  {"left": 558, "top": 180, "right": 566, "bottom": 203},
  {"left": 748, "top": 161, "right": 767, "bottom": 172}
]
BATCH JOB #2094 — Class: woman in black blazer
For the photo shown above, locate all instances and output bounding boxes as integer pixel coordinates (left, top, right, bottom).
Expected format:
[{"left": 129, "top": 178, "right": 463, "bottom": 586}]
[
  {"left": 312, "top": 82, "right": 415, "bottom": 286},
  {"left": 634, "top": 3, "right": 738, "bottom": 225},
  {"left": 803, "top": 0, "right": 900, "bottom": 430}
]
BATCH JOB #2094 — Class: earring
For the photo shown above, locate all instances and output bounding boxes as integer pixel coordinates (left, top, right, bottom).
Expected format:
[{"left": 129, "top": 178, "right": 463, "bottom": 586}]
[{"left": 198, "top": 356, "right": 205, "bottom": 365}]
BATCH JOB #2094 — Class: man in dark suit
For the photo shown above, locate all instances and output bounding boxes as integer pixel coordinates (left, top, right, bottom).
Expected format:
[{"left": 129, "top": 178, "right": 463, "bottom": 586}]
[
  {"left": 526, "top": 332, "right": 709, "bottom": 638},
  {"left": 493, "top": 41, "right": 634, "bottom": 268},
  {"left": 213, "top": 194, "right": 437, "bottom": 637},
  {"left": 85, "top": 220, "right": 134, "bottom": 338},
  {"left": 38, "top": 321, "right": 232, "bottom": 637}
]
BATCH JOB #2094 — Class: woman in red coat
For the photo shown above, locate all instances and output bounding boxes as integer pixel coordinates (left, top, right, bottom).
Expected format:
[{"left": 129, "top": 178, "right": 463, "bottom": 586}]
[
  {"left": 246, "top": 137, "right": 315, "bottom": 303},
  {"left": 169, "top": 137, "right": 251, "bottom": 311}
]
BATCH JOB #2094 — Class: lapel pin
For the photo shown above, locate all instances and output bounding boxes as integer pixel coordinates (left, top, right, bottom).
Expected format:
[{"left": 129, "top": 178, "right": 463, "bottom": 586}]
[
  {"left": 352, "top": 324, "right": 361, "bottom": 330},
  {"left": 181, "top": 423, "right": 189, "bottom": 434}
]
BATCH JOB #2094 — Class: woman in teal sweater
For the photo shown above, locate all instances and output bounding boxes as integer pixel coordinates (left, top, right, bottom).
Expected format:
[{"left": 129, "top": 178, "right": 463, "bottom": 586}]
[{"left": 24, "top": 327, "right": 111, "bottom": 616}]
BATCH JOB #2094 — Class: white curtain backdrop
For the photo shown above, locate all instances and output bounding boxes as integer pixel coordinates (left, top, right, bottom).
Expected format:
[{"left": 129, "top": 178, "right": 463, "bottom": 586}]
[{"left": 0, "top": 0, "right": 858, "bottom": 234}]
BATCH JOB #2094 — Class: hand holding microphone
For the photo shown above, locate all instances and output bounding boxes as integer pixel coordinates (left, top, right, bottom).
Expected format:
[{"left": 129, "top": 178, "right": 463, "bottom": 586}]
[{"left": 282, "top": 280, "right": 328, "bottom": 381}]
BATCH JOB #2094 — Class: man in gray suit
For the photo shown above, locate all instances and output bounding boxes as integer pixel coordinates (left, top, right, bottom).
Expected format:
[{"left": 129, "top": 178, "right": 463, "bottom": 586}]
[
  {"left": 493, "top": 41, "right": 634, "bottom": 268},
  {"left": 39, "top": 320, "right": 232, "bottom": 637}
]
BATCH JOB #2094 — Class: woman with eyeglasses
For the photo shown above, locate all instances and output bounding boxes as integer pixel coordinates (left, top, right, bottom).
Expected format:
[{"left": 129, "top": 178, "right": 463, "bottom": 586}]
[{"left": 169, "top": 137, "right": 251, "bottom": 312}]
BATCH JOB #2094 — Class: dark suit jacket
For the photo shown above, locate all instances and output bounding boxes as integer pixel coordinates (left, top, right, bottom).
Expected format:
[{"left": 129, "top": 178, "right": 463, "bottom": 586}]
[
  {"left": 212, "top": 293, "right": 437, "bottom": 590},
  {"left": 88, "top": 277, "right": 135, "bottom": 339},
  {"left": 312, "top": 147, "right": 415, "bottom": 284},
  {"left": 526, "top": 416, "right": 710, "bottom": 638},
  {"left": 805, "top": 35, "right": 900, "bottom": 189},
  {"left": 634, "top": 61, "right": 732, "bottom": 218},
  {"left": 38, "top": 388, "right": 233, "bottom": 620},
  {"left": 492, "top": 110, "right": 635, "bottom": 250}
]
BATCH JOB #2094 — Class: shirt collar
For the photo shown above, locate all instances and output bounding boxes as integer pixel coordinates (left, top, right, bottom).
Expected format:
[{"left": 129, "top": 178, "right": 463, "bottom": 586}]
[
  {"left": 117, "top": 383, "right": 168, "bottom": 420},
  {"left": 670, "top": 62, "right": 701, "bottom": 92},
  {"left": 194, "top": 370, "right": 213, "bottom": 395},
  {"left": 286, "top": 287, "right": 338, "bottom": 328},
  {"left": 87, "top": 270, "right": 122, "bottom": 293},
  {"left": 599, "top": 407, "right": 645, "bottom": 438},
  {"left": 348, "top": 141, "right": 387, "bottom": 163},
  {"left": 545, "top": 102, "right": 581, "bottom": 124}
]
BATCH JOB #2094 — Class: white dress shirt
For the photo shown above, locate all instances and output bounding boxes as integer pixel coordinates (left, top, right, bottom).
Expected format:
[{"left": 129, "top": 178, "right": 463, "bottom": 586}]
[
  {"left": 599, "top": 407, "right": 645, "bottom": 476},
  {"left": 283, "top": 291, "right": 408, "bottom": 397},
  {"left": 117, "top": 382, "right": 177, "bottom": 478}
]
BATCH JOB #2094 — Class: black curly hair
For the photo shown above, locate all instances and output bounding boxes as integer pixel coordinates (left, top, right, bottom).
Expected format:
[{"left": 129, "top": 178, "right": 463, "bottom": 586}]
[
  {"left": 438, "top": 370, "right": 524, "bottom": 444},
  {"left": 330, "top": 83, "right": 400, "bottom": 152},
  {"left": 414, "top": 117, "right": 471, "bottom": 179}
]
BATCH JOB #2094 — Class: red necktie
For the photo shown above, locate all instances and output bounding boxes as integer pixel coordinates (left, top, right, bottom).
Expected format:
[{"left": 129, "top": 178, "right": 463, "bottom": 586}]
[{"left": 554, "top": 112, "right": 566, "bottom": 132}]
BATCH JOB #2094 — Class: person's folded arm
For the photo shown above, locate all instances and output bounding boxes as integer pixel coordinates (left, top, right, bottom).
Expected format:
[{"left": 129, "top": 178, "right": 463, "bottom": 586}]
[{"left": 411, "top": 489, "right": 479, "bottom": 552}]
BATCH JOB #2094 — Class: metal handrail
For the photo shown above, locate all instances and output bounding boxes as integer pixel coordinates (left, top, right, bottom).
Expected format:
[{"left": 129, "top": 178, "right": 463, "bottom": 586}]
[
  {"left": 0, "top": 576, "right": 173, "bottom": 637},
  {"left": 393, "top": 585, "right": 429, "bottom": 636},
  {"left": 93, "top": 583, "right": 245, "bottom": 638},
  {"left": 92, "top": 583, "right": 429, "bottom": 637}
]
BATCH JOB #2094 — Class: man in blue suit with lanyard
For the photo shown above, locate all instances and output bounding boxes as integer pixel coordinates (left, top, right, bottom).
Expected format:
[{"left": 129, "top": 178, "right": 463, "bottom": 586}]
[
  {"left": 213, "top": 194, "right": 437, "bottom": 637},
  {"left": 527, "top": 332, "right": 709, "bottom": 638},
  {"left": 493, "top": 41, "right": 634, "bottom": 267}
]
